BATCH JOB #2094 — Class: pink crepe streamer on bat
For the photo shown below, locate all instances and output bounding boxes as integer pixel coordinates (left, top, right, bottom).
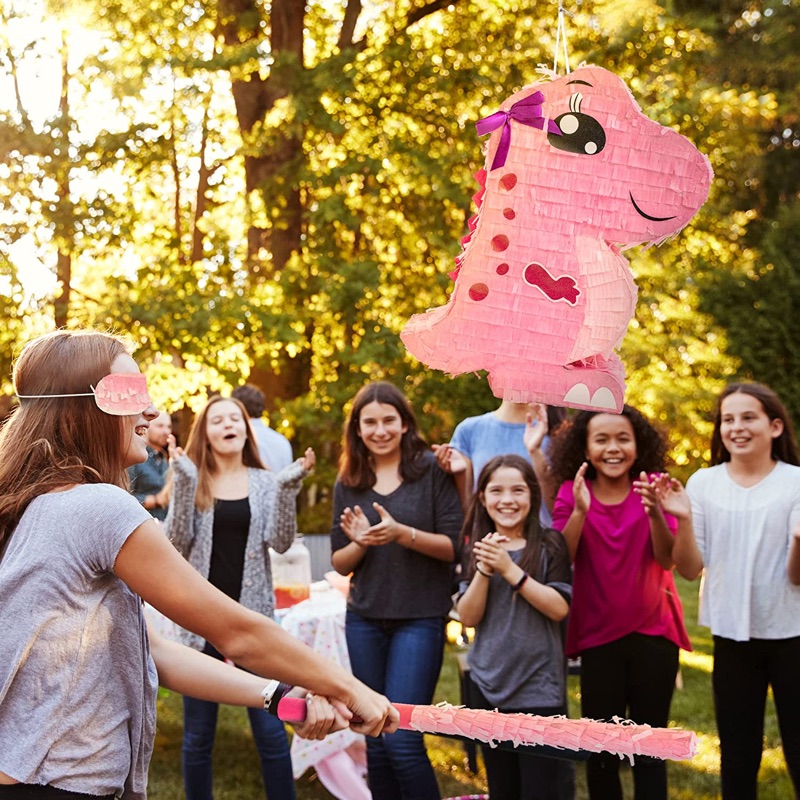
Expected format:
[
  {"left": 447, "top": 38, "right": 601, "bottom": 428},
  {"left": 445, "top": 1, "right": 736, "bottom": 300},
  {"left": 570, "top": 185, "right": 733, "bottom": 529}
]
[
  {"left": 400, "top": 65, "right": 714, "bottom": 413},
  {"left": 278, "top": 698, "right": 696, "bottom": 763}
]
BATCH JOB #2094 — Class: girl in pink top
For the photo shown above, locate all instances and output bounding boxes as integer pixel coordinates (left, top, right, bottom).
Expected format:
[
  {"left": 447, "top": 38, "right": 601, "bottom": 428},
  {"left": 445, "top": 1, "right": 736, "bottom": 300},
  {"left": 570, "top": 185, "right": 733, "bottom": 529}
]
[{"left": 550, "top": 406, "right": 690, "bottom": 800}]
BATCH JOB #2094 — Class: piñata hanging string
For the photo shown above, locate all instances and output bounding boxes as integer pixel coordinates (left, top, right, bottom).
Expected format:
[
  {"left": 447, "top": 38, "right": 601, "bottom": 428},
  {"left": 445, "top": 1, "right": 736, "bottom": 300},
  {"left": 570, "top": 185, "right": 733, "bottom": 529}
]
[{"left": 553, "top": 2, "right": 573, "bottom": 75}]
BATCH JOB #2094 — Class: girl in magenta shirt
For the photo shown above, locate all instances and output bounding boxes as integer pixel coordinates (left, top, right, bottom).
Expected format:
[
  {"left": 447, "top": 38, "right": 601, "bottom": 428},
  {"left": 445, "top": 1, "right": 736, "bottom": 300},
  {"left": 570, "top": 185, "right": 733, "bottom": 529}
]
[{"left": 549, "top": 406, "right": 690, "bottom": 800}]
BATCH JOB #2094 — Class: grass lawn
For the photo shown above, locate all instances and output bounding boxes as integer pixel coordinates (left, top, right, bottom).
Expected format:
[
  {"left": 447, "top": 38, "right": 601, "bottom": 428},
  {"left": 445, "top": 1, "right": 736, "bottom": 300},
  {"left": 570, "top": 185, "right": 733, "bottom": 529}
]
[{"left": 147, "top": 577, "right": 794, "bottom": 798}]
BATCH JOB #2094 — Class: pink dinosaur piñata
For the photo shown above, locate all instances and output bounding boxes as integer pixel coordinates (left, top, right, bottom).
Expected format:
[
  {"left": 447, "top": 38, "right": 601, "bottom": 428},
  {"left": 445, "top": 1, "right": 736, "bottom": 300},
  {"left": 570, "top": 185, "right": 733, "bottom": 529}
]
[{"left": 401, "top": 65, "right": 713, "bottom": 412}]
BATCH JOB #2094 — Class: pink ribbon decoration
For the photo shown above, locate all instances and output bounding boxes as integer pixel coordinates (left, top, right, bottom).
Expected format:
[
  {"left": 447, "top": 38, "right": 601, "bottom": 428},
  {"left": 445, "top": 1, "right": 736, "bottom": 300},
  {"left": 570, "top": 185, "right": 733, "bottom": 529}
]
[{"left": 476, "top": 92, "right": 562, "bottom": 171}]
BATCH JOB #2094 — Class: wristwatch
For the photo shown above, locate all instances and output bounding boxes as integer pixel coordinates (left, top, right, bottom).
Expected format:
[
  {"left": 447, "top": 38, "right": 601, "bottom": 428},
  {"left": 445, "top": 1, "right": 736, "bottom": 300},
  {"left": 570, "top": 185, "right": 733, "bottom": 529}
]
[
  {"left": 261, "top": 680, "right": 280, "bottom": 711},
  {"left": 262, "top": 680, "right": 293, "bottom": 715}
]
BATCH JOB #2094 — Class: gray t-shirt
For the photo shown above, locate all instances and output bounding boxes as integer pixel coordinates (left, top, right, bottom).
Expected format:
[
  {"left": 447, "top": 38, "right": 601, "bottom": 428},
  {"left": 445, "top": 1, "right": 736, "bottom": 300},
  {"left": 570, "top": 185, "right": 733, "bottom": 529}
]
[
  {"left": 462, "top": 532, "right": 572, "bottom": 709},
  {"left": 0, "top": 484, "right": 156, "bottom": 799}
]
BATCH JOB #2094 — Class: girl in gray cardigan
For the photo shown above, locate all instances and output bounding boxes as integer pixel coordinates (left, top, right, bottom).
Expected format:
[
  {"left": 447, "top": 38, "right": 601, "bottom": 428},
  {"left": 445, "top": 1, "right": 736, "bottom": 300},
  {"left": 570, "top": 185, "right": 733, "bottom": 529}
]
[{"left": 164, "top": 395, "right": 314, "bottom": 800}]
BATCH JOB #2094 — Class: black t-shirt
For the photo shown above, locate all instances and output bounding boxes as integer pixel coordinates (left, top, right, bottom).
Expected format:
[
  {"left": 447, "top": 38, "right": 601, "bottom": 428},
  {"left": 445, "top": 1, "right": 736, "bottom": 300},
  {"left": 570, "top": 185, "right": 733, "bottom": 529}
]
[
  {"left": 330, "top": 451, "right": 463, "bottom": 619},
  {"left": 208, "top": 497, "right": 251, "bottom": 601}
]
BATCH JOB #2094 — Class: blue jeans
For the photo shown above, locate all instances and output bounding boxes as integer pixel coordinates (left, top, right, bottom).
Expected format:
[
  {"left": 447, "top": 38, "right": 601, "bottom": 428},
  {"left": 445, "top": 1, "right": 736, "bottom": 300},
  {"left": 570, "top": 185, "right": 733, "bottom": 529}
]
[
  {"left": 345, "top": 612, "right": 445, "bottom": 800},
  {"left": 181, "top": 643, "right": 295, "bottom": 800}
]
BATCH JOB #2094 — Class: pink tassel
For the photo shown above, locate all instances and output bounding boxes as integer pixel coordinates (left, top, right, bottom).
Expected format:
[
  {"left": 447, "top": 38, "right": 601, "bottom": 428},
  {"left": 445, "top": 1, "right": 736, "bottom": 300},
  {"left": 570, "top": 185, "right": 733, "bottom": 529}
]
[{"left": 408, "top": 703, "right": 695, "bottom": 762}]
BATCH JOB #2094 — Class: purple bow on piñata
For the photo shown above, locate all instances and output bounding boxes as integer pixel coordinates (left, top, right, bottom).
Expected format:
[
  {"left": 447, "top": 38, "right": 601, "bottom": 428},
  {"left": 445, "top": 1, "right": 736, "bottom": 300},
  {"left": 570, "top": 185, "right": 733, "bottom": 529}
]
[{"left": 476, "top": 91, "right": 562, "bottom": 171}]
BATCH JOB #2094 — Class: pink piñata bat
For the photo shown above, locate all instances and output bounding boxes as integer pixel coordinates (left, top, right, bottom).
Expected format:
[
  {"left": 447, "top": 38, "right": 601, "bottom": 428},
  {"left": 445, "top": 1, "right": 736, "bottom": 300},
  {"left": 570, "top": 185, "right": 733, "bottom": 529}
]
[
  {"left": 401, "top": 65, "right": 713, "bottom": 412},
  {"left": 278, "top": 697, "right": 696, "bottom": 762}
]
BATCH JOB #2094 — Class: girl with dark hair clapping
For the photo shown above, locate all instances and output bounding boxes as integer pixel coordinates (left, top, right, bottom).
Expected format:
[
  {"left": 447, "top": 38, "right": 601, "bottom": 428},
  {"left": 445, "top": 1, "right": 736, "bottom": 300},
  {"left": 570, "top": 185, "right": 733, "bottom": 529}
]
[
  {"left": 331, "top": 381, "right": 463, "bottom": 800},
  {"left": 549, "top": 406, "right": 690, "bottom": 800},
  {"left": 643, "top": 383, "right": 800, "bottom": 799},
  {"left": 457, "top": 455, "right": 572, "bottom": 799}
]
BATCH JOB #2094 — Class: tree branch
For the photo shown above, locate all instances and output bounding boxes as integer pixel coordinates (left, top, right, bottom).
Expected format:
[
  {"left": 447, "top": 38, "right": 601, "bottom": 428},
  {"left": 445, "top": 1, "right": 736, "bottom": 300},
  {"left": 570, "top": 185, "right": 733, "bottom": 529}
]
[
  {"left": 406, "top": 0, "right": 464, "bottom": 29},
  {"left": 337, "top": 0, "right": 362, "bottom": 51},
  {"left": 0, "top": 6, "right": 32, "bottom": 128}
]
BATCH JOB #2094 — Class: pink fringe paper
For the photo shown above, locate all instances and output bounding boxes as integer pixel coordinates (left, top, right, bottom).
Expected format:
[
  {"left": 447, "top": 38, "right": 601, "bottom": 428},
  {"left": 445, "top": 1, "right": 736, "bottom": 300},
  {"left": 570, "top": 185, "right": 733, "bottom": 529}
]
[{"left": 408, "top": 703, "right": 696, "bottom": 764}]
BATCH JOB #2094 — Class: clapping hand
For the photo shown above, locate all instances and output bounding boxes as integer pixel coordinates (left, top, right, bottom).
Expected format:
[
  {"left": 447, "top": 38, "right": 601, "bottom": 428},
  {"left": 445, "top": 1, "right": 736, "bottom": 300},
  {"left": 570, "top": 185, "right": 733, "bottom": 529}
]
[
  {"left": 340, "top": 505, "right": 372, "bottom": 546},
  {"left": 472, "top": 532, "right": 512, "bottom": 578},
  {"left": 362, "top": 502, "right": 402, "bottom": 546},
  {"left": 634, "top": 472, "right": 690, "bottom": 520},
  {"left": 572, "top": 462, "right": 590, "bottom": 514}
]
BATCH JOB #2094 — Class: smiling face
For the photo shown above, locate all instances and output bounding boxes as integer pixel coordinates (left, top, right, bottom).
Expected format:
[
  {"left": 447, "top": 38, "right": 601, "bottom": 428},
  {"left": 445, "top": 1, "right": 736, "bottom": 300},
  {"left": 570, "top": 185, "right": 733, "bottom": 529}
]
[
  {"left": 357, "top": 400, "right": 407, "bottom": 460},
  {"left": 204, "top": 399, "right": 248, "bottom": 458},
  {"left": 539, "top": 65, "right": 713, "bottom": 245},
  {"left": 112, "top": 354, "right": 159, "bottom": 469},
  {"left": 585, "top": 412, "right": 637, "bottom": 484},
  {"left": 480, "top": 466, "right": 532, "bottom": 538},
  {"left": 719, "top": 391, "right": 783, "bottom": 463}
]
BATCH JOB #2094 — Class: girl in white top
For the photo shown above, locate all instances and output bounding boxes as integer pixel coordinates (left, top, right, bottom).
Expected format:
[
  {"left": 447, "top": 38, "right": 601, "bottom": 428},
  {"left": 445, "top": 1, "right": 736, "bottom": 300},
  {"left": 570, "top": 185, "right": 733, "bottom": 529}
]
[
  {"left": 639, "top": 382, "right": 800, "bottom": 800},
  {"left": 0, "top": 330, "right": 397, "bottom": 800}
]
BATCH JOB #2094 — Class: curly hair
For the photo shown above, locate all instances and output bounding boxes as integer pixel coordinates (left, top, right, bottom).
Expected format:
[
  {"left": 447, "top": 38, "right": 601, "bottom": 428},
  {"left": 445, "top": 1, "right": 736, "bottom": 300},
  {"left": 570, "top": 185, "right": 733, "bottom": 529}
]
[{"left": 548, "top": 406, "right": 669, "bottom": 486}]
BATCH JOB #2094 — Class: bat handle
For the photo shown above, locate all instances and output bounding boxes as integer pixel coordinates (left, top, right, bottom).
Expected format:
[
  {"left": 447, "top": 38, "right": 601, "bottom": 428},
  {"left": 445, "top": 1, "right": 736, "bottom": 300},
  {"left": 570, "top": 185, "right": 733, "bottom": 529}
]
[
  {"left": 277, "top": 696, "right": 414, "bottom": 728},
  {"left": 277, "top": 696, "right": 340, "bottom": 723}
]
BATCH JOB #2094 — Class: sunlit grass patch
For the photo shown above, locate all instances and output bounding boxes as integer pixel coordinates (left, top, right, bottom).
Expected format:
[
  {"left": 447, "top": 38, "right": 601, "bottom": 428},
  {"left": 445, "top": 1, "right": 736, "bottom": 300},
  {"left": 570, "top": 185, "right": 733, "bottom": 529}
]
[{"left": 679, "top": 648, "right": 713, "bottom": 674}]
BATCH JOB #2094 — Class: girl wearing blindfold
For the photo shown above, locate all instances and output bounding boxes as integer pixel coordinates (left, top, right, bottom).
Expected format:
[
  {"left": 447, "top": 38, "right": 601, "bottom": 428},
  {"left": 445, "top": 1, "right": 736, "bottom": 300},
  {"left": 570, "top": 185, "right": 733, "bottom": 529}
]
[{"left": 0, "top": 330, "right": 397, "bottom": 800}]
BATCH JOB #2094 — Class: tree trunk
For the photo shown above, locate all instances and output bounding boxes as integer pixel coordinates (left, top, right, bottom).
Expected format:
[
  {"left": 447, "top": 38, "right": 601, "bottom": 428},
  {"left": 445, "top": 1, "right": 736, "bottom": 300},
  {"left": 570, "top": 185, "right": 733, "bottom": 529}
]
[
  {"left": 53, "top": 31, "right": 72, "bottom": 328},
  {"left": 217, "top": 0, "right": 309, "bottom": 398}
]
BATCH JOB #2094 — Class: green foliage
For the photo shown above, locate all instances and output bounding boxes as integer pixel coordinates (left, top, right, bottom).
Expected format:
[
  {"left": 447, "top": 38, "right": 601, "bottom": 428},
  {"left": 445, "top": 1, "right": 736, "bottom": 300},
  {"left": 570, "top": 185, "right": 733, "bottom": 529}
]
[
  {"left": 0, "top": 0, "right": 797, "bottom": 477},
  {"left": 699, "top": 199, "right": 800, "bottom": 427}
]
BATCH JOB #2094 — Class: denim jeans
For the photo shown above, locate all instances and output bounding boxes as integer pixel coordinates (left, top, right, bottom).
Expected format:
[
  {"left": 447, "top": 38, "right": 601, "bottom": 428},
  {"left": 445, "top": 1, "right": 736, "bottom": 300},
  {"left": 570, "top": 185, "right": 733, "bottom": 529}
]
[
  {"left": 181, "top": 643, "right": 295, "bottom": 800},
  {"left": 345, "top": 611, "right": 445, "bottom": 800}
]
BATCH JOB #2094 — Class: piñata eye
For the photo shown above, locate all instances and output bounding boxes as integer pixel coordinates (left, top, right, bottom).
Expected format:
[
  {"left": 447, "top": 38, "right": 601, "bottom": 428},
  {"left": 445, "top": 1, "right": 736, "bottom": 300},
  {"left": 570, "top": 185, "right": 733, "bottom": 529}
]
[{"left": 548, "top": 112, "right": 606, "bottom": 155}]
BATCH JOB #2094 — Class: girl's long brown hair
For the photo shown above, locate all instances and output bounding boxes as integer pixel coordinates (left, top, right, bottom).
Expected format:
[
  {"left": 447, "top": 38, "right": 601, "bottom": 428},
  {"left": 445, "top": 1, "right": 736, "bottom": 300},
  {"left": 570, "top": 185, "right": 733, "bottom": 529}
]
[
  {"left": 184, "top": 396, "right": 265, "bottom": 510},
  {"left": 0, "top": 330, "right": 133, "bottom": 551},
  {"left": 711, "top": 382, "right": 799, "bottom": 466},
  {"left": 337, "top": 381, "right": 428, "bottom": 490},
  {"left": 460, "top": 454, "right": 553, "bottom": 583}
]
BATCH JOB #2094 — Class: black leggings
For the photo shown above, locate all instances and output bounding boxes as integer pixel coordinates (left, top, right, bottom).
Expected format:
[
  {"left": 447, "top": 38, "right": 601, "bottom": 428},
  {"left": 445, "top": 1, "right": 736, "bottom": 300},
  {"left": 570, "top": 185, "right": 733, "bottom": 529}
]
[
  {"left": 579, "top": 632, "right": 679, "bottom": 800},
  {"left": 467, "top": 675, "right": 567, "bottom": 800},
  {"left": 0, "top": 787, "right": 114, "bottom": 799},
  {"left": 713, "top": 635, "right": 800, "bottom": 799}
]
